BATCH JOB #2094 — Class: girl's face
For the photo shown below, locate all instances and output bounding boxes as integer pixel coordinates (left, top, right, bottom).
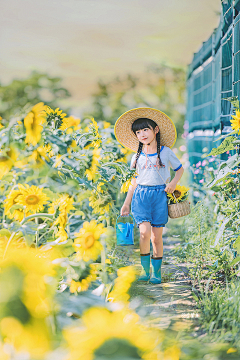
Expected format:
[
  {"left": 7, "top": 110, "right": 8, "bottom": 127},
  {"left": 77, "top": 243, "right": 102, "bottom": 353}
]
[{"left": 135, "top": 126, "right": 159, "bottom": 145}]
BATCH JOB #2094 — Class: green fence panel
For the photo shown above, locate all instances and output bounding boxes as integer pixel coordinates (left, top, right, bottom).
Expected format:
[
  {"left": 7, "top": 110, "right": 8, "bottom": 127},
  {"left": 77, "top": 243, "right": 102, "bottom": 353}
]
[
  {"left": 187, "top": 1, "right": 239, "bottom": 175},
  {"left": 233, "top": 12, "right": 240, "bottom": 96}
]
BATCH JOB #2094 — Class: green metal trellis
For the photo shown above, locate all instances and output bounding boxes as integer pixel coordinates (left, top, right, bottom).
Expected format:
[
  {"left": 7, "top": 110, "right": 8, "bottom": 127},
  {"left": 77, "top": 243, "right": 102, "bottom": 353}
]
[{"left": 186, "top": 0, "right": 240, "bottom": 181}]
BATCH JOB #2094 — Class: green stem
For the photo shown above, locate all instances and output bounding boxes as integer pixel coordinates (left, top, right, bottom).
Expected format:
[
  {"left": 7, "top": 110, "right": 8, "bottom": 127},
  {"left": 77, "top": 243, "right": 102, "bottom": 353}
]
[
  {"left": 35, "top": 217, "right": 39, "bottom": 248},
  {"left": 20, "top": 213, "right": 54, "bottom": 225},
  {"left": 3, "top": 231, "right": 16, "bottom": 260}
]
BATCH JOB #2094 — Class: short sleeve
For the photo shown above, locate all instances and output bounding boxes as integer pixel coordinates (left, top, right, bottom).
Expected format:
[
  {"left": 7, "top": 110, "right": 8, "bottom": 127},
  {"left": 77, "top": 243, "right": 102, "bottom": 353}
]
[
  {"left": 130, "top": 154, "right": 137, "bottom": 170},
  {"left": 168, "top": 148, "right": 182, "bottom": 171}
]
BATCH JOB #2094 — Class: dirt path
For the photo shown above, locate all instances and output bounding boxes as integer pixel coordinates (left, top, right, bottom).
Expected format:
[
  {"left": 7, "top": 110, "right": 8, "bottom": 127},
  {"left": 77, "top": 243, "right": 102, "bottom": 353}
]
[{"left": 128, "top": 230, "right": 199, "bottom": 331}]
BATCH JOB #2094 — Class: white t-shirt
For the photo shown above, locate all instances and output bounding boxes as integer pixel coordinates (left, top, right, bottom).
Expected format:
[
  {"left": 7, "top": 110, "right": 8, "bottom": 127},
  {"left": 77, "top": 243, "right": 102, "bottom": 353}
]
[{"left": 130, "top": 146, "right": 182, "bottom": 186}]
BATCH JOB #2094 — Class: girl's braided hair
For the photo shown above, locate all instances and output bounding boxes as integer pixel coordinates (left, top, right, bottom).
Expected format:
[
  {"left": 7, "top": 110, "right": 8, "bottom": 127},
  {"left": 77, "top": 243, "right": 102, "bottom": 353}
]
[{"left": 131, "top": 118, "right": 165, "bottom": 169}]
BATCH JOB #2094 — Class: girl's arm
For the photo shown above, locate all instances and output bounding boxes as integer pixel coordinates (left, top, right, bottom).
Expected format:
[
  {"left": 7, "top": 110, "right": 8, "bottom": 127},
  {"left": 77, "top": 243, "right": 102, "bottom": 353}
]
[
  {"left": 120, "top": 177, "right": 138, "bottom": 216},
  {"left": 165, "top": 166, "right": 184, "bottom": 193}
]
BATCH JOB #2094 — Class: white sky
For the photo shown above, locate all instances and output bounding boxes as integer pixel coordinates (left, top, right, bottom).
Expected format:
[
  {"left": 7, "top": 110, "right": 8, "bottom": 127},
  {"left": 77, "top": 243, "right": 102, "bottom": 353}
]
[{"left": 0, "top": 0, "right": 220, "bottom": 110}]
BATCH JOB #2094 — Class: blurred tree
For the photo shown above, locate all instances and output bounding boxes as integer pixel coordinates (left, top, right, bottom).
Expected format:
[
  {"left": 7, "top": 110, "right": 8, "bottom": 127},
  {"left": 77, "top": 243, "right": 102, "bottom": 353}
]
[
  {"left": 0, "top": 71, "right": 71, "bottom": 120},
  {"left": 85, "top": 64, "right": 186, "bottom": 139}
]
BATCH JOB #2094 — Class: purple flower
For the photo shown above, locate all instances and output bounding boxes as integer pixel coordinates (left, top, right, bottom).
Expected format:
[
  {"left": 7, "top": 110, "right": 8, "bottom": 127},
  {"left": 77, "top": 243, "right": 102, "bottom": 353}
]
[
  {"left": 196, "top": 161, "right": 201, "bottom": 168},
  {"left": 202, "top": 160, "right": 207, "bottom": 167},
  {"left": 194, "top": 169, "right": 200, "bottom": 174},
  {"left": 199, "top": 179, "right": 204, "bottom": 184}
]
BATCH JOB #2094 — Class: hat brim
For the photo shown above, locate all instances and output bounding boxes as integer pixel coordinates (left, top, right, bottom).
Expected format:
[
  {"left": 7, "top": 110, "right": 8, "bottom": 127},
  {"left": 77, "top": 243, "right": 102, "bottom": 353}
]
[{"left": 114, "top": 107, "right": 177, "bottom": 152}]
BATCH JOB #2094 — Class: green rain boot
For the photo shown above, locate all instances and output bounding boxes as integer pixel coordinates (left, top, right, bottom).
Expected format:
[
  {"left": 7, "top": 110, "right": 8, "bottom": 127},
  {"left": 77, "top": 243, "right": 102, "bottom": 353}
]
[
  {"left": 149, "top": 257, "right": 162, "bottom": 284},
  {"left": 138, "top": 253, "right": 150, "bottom": 281}
]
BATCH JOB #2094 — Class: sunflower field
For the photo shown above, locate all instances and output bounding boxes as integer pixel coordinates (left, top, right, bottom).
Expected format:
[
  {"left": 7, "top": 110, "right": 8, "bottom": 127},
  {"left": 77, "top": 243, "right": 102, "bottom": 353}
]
[
  {"left": 1, "top": 99, "right": 240, "bottom": 360},
  {"left": 0, "top": 102, "right": 152, "bottom": 360}
]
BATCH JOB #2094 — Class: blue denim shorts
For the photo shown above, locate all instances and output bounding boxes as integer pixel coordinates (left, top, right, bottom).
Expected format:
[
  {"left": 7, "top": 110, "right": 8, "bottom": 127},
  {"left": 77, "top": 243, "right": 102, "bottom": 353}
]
[{"left": 131, "top": 184, "right": 168, "bottom": 228}]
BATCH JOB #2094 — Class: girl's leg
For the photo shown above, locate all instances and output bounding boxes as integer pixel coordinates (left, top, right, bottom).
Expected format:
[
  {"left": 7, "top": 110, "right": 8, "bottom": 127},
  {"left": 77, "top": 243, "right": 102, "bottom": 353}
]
[
  {"left": 151, "top": 227, "right": 163, "bottom": 257},
  {"left": 139, "top": 222, "right": 151, "bottom": 254},
  {"left": 138, "top": 222, "right": 151, "bottom": 281},
  {"left": 149, "top": 226, "right": 163, "bottom": 284}
]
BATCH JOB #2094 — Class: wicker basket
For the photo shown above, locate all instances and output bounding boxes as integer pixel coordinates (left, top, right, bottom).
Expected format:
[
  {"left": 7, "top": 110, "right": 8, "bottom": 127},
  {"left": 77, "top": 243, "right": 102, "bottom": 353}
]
[{"left": 168, "top": 200, "right": 191, "bottom": 219}]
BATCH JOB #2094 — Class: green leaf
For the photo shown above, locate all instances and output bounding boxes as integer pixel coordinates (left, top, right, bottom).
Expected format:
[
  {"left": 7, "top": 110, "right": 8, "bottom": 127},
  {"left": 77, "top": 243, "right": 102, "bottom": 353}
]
[
  {"left": 230, "top": 256, "right": 240, "bottom": 266},
  {"left": 74, "top": 211, "right": 86, "bottom": 218},
  {"left": 206, "top": 154, "right": 240, "bottom": 188},
  {"left": 207, "top": 136, "right": 237, "bottom": 156},
  {"left": 42, "top": 188, "right": 59, "bottom": 201},
  {"left": 233, "top": 236, "right": 240, "bottom": 252},
  {"left": 12, "top": 222, "right": 37, "bottom": 246},
  {"left": 222, "top": 96, "right": 239, "bottom": 109},
  {"left": 214, "top": 217, "right": 232, "bottom": 247},
  {"left": 9, "top": 204, "right": 24, "bottom": 214},
  {"left": 46, "top": 134, "right": 68, "bottom": 149}
]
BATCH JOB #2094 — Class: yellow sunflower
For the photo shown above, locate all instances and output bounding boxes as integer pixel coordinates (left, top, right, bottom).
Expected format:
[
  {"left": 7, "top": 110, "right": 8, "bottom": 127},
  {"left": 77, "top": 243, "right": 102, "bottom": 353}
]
[
  {"left": 24, "top": 102, "right": 47, "bottom": 146},
  {"left": 89, "top": 118, "right": 102, "bottom": 148},
  {"left": 121, "top": 174, "right": 137, "bottom": 193},
  {"left": 89, "top": 183, "right": 113, "bottom": 215},
  {"left": 0, "top": 247, "right": 56, "bottom": 357},
  {"left": 73, "top": 220, "right": 106, "bottom": 262},
  {"left": 28, "top": 146, "right": 50, "bottom": 164},
  {"left": 0, "top": 145, "right": 18, "bottom": 179},
  {"left": 117, "top": 146, "right": 132, "bottom": 163},
  {"left": 167, "top": 184, "right": 189, "bottom": 203},
  {"left": 48, "top": 194, "right": 75, "bottom": 242},
  {"left": 103, "top": 121, "right": 111, "bottom": 129},
  {"left": 17, "top": 184, "right": 49, "bottom": 213},
  {"left": 108, "top": 266, "right": 136, "bottom": 304},
  {"left": 45, "top": 106, "right": 66, "bottom": 119},
  {"left": 0, "top": 116, "right": 4, "bottom": 129},
  {"left": 85, "top": 148, "right": 101, "bottom": 181},
  {"left": 69, "top": 264, "right": 97, "bottom": 293},
  {"left": 67, "top": 140, "right": 78, "bottom": 154},
  {"left": 4, "top": 188, "right": 30, "bottom": 221},
  {"left": 64, "top": 307, "right": 162, "bottom": 360},
  {"left": 60, "top": 116, "right": 81, "bottom": 133},
  {"left": 230, "top": 109, "right": 240, "bottom": 134}
]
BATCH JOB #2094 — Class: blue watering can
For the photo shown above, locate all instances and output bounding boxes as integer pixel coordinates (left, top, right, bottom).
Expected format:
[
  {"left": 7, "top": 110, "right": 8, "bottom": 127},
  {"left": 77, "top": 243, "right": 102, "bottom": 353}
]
[{"left": 116, "top": 214, "right": 135, "bottom": 246}]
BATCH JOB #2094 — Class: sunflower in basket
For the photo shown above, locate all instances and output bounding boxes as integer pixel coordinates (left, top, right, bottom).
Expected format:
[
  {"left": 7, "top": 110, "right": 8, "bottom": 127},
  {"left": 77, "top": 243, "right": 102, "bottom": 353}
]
[{"left": 167, "top": 185, "right": 189, "bottom": 204}]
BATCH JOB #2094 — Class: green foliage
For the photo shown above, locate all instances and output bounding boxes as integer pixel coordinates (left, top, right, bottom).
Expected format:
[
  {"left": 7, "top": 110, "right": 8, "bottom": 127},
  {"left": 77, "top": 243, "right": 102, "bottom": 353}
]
[
  {"left": 207, "top": 136, "right": 238, "bottom": 156},
  {"left": 197, "top": 281, "right": 240, "bottom": 347},
  {"left": 0, "top": 71, "right": 71, "bottom": 120},
  {"left": 206, "top": 154, "right": 240, "bottom": 188},
  {"left": 86, "top": 64, "right": 186, "bottom": 139}
]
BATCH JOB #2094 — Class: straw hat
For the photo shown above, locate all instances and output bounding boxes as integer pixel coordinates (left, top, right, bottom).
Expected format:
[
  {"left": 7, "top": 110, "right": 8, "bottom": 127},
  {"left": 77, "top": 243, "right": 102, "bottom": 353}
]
[{"left": 114, "top": 107, "right": 177, "bottom": 152}]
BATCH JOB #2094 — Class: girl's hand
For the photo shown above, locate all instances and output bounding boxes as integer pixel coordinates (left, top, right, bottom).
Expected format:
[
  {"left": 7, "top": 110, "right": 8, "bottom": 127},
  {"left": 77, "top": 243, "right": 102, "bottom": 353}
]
[
  {"left": 165, "top": 181, "right": 177, "bottom": 194},
  {"left": 120, "top": 204, "right": 130, "bottom": 216}
]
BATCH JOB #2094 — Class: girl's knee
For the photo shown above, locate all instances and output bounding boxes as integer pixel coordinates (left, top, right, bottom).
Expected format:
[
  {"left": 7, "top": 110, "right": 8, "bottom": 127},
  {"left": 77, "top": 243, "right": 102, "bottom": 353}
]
[{"left": 140, "top": 229, "right": 151, "bottom": 239}]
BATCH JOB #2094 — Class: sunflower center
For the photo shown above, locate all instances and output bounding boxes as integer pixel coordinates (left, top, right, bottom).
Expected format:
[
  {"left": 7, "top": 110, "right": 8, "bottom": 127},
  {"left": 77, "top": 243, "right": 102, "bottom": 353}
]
[
  {"left": 94, "top": 338, "right": 141, "bottom": 359},
  {"left": 173, "top": 190, "right": 181, "bottom": 198},
  {"left": 83, "top": 233, "right": 95, "bottom": 249},
  {"left": 0, "top": 156, "right": 8, "bottom": 162},
  {"left": 25, "top": 195, "right": 39, "bottom": 205}
]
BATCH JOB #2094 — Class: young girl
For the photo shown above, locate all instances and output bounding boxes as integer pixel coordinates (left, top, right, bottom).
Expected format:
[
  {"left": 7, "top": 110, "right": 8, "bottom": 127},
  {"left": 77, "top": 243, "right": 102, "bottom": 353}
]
[{"left": 114, "top": 108, "right": 184, "bottom": 284}]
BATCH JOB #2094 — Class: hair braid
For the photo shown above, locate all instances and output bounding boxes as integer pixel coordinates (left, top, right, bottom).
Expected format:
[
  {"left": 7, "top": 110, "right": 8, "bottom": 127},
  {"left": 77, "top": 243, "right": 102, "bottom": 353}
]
[
  {"left": 132, "top": 142, "right": 143, "bottom": 169},
  {"left": 156, "top": 132, "right": 165, "bottom": 168}
]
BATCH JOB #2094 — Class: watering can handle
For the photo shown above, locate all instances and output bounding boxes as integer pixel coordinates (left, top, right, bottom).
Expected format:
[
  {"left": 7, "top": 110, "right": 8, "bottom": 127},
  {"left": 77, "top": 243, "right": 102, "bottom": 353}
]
[{"left": 115, "top": 214, "right": 135, "bottom": 228}]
